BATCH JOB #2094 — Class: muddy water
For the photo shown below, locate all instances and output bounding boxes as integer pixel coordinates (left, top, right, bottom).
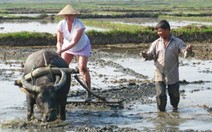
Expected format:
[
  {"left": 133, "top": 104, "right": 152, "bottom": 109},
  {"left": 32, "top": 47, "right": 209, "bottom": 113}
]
[
  {"left": 0, "top": 46, "right": 212, "bottom": 131},
  {"left": 92, "top": 47, "right": 212, "bottom": 131}
]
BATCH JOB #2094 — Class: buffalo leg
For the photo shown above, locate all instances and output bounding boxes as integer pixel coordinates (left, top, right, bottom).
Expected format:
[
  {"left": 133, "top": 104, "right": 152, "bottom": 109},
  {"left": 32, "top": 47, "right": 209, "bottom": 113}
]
[
  {"left": 59, "top": 97, "right": 67, "bottom": 120},
  {"left": 26, "top": 95, "right": 35, "bottom": 121}
]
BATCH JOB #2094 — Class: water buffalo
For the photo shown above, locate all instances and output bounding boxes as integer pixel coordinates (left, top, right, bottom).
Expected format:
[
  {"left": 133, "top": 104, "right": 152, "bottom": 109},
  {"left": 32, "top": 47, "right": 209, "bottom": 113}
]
[{"left": 16, "top": 49, "right": 71, "bottom": 122}]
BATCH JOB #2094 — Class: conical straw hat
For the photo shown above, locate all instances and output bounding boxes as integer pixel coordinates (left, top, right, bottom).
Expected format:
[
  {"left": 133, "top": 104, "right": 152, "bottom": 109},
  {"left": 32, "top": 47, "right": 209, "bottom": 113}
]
[{"left": 57, "top": 4, "right": 80, "bottom": 16}]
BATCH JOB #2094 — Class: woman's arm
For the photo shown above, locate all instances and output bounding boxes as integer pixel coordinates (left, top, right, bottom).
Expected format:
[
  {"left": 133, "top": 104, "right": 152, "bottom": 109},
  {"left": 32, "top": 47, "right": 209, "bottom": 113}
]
[
  {"left": 56, "top": 30, "right": 63, "bottom": 53},
  {"left": 59, "top": 28, "right": 84, "bottom": 54}
]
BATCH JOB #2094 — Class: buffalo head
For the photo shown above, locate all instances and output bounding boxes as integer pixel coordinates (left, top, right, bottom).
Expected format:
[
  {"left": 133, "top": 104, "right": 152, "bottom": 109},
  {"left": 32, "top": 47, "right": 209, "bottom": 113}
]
[
  {"left": 21, "top": 69, "right": 67, "bottom": 121},
  {"left": 15, "top": 50, "right": 71, "bottom": 122}
]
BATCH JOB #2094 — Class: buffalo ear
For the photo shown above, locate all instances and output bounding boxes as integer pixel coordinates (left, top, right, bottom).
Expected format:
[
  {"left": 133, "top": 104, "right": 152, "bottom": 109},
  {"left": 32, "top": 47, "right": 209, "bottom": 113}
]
[
  {"left": 20, "top": 87, "right": 33, "bottom": 96},
  {"left": 15, "top": 80, "right": 33, "bottom": 96},
  {"left": 14, "top": 80, "right": 22, "bottom": 87}
]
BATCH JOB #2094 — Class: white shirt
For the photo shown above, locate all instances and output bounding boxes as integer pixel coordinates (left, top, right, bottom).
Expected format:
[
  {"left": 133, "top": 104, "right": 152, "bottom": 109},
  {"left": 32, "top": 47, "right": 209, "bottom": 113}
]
[{"left": 57, "top": 18, "right": 90, "bottom": 52}]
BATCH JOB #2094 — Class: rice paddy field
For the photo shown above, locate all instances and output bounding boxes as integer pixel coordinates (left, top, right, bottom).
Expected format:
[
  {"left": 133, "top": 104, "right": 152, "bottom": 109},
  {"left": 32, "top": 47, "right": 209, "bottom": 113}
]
[{"left": 0, "top": 0, "right": 212, "bottom": 131}]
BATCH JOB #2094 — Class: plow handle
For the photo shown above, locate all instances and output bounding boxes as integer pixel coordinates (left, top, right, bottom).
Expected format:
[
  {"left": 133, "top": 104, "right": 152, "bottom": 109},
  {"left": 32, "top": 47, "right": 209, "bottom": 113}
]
[{"left": 74, "top": 75, "right": 106, "bottom": 101}]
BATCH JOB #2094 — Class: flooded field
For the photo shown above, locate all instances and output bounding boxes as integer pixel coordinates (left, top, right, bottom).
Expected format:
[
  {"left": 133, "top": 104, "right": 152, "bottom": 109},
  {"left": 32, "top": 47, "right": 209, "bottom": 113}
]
[
  {"left": 0, "top": 21, "right": 107, "bottom": 34},
  {"left": 0, "top": 0, "right": 212, "bottom": 130},
  {"left": 0, "top": 46, "right": 211, "bottom": 131},
  {"left": 1, "top": 18, "right": 212, "bottom": 34},
  {"left": 111, "top": 18, "right": 212, "bottom": 28}
]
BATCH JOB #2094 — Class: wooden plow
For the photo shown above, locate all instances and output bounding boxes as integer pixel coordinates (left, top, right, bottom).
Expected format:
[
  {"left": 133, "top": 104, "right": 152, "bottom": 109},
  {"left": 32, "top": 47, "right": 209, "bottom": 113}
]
[{"left": 15, "top": 67, "right": 124, "bottom": 108}]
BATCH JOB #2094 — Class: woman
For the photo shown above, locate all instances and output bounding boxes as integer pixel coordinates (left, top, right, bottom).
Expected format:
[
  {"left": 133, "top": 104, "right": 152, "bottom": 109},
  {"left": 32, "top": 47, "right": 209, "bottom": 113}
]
[{"left": 56, "top": 4, "right": 92, "bottom": 101}]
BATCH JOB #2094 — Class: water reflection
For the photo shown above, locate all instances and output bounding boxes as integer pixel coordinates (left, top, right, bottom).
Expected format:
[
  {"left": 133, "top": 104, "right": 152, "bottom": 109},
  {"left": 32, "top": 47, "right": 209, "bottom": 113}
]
[
  {"left": 113, "top": 20, "right": 212, "bottom": 29},
  {"left": 154, "top": 112, "right": 181, "bottom": 131},
  {"left": 0, "top": 22, "right": 108, "bottom": 34},
  {"left": 139, "top": 21, "right": 212, "bottom": 28}
]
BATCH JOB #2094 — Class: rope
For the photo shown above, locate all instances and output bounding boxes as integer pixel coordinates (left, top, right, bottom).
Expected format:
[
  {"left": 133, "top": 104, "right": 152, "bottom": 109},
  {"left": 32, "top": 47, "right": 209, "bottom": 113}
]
[{"left": 43, "top": 52, "right": 54, "bottom": 82}]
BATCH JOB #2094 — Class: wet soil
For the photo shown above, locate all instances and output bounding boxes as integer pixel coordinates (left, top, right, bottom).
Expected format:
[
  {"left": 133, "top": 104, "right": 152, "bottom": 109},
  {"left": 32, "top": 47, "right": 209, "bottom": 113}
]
[
  {"left": 0, "top": 45, "right": 153, "bottom": 131},
  {"left": 0, "top": 43, "right": 212, "bottom": 131},
  {"left": 0, "top": 42, "right": 211, "bottom": 61}
]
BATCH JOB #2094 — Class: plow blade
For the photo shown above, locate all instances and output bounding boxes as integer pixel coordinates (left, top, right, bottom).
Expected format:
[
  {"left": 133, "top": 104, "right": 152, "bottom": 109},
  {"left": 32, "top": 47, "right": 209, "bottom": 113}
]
[{"left": 66, "top": 99, "right": 124, "bottom": 108}]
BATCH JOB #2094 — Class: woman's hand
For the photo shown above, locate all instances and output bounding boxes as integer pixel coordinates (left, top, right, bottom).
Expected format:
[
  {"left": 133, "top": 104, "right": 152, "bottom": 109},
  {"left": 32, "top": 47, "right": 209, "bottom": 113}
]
[{"left": 57, "top": 49, "right": 63, "bottom": 56}]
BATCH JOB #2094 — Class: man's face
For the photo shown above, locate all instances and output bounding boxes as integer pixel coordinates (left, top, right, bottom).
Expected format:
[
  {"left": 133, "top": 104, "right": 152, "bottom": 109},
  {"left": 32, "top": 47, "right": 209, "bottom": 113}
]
[{"left": 157, "top": 28, "right": 170, "bottom": 39}]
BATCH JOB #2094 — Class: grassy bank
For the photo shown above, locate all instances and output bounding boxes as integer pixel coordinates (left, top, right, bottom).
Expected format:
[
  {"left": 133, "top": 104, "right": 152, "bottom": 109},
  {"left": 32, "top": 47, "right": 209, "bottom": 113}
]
[
  {"left": 0, "top": 25, "right": 211, "bottom": 46},
  {"left": 0, "top": 32, "right": 55, "bottom": 46}
]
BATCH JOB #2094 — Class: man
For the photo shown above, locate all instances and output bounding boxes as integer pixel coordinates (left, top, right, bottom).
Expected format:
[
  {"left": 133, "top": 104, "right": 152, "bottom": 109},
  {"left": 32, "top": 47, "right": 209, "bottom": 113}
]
[{"left": 142, "top": 20, "right": 192, "bottom": 112}]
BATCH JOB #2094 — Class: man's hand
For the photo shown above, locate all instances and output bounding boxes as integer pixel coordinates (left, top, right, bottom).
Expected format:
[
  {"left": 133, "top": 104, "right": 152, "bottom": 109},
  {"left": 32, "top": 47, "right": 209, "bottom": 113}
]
[
  {"left": 140, "top": 51, "right": 148, "bottom": 61},
  {"left": 186, "top": 45, "right": 192, "bottom": 52},
  {"left": 184, "top": 45, "right": 194, "bottom": 58}
]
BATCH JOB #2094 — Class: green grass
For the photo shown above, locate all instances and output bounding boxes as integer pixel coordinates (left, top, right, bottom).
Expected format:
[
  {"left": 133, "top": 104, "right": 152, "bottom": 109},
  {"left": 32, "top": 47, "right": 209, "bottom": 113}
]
[
  {"left": 0, "top": 0, "right": 211, "bottom": 23},
  {"left": 0, "top": 25, "right": 211, "bottom": 46},
  {"left": 83, "top": 20, "right": 145, "bottom": 32},
  {"left": 0, "top": 0, "right": 211, "bottom": 11}
]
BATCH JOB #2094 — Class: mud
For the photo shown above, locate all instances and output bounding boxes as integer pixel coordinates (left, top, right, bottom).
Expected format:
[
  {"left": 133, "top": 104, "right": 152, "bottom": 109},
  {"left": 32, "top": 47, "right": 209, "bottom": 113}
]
[{"left": 0, "top": 44, "right": 212, "bottom": 131}]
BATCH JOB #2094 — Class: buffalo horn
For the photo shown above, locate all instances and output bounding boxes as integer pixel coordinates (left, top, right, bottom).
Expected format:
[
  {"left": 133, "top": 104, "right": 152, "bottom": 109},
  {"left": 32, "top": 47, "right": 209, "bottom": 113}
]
[
  {"left": 21, "top": 75, "right": 41, "bottom": 92},
  {"left": 53, "top": 69, "right": 67, "bottom": 91},
  {"left": 23, "top": 67, "right": 78, "bottom": 81}
]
